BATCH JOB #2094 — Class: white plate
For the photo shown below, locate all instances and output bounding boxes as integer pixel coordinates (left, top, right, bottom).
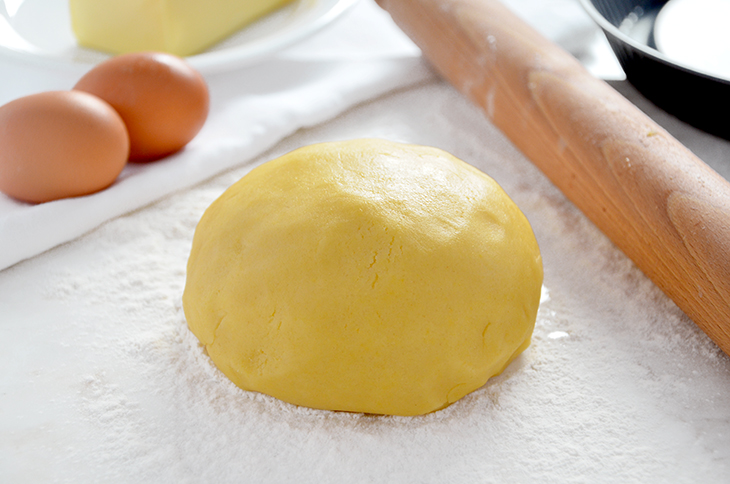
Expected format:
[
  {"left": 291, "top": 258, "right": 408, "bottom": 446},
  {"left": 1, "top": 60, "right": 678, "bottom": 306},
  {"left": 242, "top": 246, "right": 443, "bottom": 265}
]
[
  {"left": 0, "top": 0, "right": 359, "bottom": 74},
  {"left": 654, "top": 0, "right": 730, "bottom": 80}
]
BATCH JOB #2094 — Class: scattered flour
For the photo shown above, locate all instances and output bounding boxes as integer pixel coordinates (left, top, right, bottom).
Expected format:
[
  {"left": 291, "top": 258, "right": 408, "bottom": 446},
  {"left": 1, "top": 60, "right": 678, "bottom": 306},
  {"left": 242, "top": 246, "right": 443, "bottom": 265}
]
[{"left": 1, "top": 81, "right": 729, "bottom": 483}]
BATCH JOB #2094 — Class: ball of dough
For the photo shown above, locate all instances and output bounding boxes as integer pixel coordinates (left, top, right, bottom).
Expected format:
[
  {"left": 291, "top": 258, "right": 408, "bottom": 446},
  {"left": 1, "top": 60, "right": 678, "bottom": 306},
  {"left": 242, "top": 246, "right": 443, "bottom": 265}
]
[{"left": 183, "top": 139, "right": 543, "bottom": 416}]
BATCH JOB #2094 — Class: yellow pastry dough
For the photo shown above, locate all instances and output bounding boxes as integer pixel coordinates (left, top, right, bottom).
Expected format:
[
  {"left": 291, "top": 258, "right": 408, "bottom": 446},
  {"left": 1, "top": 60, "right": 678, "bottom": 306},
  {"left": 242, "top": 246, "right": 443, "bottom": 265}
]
[{"left": 183, "top": 139, "right": 543, "bottom": 415}]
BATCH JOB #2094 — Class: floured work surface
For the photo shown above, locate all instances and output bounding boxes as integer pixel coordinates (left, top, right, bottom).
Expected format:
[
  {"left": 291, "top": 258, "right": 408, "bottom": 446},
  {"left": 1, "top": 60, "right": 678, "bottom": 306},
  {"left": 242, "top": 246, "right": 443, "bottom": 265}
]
[{"left": 1, "top": 80, "right": 729, "bottom": 483}]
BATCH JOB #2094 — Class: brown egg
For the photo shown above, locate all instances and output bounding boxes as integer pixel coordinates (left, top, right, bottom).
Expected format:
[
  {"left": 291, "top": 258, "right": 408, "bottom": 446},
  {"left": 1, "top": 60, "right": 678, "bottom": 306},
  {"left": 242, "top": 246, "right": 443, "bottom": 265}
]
[
  {"left": 74, "top": 52, "right": 210, "bottom": 162},
  {"left": 0, "top": 91, "right": 130, "bottom": 204}
]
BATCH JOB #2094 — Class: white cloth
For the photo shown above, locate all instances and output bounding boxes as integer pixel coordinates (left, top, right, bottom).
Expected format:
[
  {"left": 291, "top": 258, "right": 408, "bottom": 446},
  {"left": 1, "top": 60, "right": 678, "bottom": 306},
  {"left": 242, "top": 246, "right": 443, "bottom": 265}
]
[
  {"left": 0, "top": 0, "right": 430, "bottom": 271},
  {"left": 0, "top": 0, "right": 619, "bottom": 272},
  {"left": 0, "top": 56, "right": 432, "bottom": 270}
]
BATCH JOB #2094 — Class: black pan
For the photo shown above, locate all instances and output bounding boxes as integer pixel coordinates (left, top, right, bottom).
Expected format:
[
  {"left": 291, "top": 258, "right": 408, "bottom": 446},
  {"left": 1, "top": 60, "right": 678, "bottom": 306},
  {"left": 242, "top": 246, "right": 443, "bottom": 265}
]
[{"left": 579, "top": 0, "right": 730, "bottom": 140}]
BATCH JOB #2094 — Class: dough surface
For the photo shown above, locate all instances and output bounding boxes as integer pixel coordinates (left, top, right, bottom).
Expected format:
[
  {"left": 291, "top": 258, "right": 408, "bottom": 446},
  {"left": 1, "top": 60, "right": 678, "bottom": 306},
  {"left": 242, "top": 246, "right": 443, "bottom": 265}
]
[{"left": 183, "top": 139, "right": 543, "bottom": 415}]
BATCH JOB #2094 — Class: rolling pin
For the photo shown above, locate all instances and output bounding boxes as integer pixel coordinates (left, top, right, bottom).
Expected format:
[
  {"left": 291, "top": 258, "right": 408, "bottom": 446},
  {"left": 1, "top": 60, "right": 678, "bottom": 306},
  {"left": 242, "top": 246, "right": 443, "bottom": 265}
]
[{"left": 377, "top": 0, "right": 730, "bottom": 356}]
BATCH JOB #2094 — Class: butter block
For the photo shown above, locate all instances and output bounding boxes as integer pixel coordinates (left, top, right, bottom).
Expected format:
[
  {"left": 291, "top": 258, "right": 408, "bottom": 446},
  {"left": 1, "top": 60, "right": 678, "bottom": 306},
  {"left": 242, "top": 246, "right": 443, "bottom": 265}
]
[{"left": 69, "top": 0, "right": 295, "bottom": 57}]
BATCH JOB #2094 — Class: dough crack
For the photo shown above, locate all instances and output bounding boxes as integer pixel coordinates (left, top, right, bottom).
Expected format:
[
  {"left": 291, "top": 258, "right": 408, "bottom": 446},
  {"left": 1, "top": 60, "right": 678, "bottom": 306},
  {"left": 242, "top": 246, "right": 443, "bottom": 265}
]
[
  {"left": 371, "top": 273, "right": 379, "bottom": 289},
  {"left": 267, "top": 309, "right": 281, "bottom": 331},
  {"left": 387, "top": 235, "right": 395, "bottom": 259},
  {"left": 368, "top": 252, "right": 378, "bottom": 269},
  {"left": 482, "top": 322, "right": 492, "bottom": 343},
  {"left": 208, "top": 311, "right": 227, "bottom": 347}
]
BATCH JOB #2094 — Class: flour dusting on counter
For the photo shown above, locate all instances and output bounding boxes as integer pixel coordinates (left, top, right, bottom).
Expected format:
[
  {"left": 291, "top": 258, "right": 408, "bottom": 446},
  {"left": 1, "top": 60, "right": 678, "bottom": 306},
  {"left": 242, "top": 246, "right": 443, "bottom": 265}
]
[{"left": 1, "top": 82, "right": 729, "bottom": 483}]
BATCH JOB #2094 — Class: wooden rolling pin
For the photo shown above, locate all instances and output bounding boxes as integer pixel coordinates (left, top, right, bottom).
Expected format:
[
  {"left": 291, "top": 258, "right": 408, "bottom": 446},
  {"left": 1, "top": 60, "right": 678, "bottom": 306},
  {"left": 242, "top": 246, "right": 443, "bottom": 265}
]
[{"left": 377, "top": 0, "right": 730, "bottom": 356}]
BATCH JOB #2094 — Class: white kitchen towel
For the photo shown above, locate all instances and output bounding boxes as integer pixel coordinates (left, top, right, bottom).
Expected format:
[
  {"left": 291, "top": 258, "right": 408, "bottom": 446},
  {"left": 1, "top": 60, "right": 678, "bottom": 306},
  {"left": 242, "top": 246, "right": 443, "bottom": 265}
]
[
  {"left": 0, "top": 0, "right": 439, "bottom": 272},
  {"left": 0, "top": 56, "right": 433, "bottom": 271},
  {"left": 0, "top": 0, "right": 614, "bottom": 272}
]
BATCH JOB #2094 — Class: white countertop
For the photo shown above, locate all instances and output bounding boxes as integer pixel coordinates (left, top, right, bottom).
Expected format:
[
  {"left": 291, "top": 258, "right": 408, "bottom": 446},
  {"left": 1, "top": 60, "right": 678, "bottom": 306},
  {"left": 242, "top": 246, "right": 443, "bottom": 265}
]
[{"left": 1, "top": 1, "right": 729, "bottom": 482}]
